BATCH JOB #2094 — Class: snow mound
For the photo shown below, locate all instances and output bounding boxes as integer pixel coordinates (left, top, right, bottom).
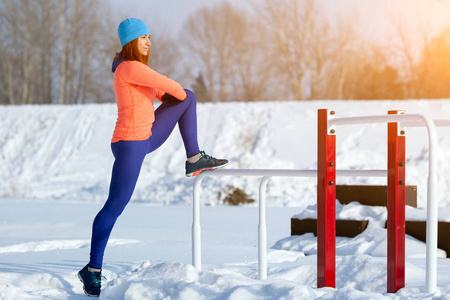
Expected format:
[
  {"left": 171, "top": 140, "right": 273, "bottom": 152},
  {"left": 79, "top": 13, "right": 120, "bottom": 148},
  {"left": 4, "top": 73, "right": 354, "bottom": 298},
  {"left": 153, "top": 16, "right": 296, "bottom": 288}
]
[
  {"left": 0, "top": 239, "right": 139, "bottom": 254},
  {"left": 1, "top": 100, "right": 450, "bottom": 208}
]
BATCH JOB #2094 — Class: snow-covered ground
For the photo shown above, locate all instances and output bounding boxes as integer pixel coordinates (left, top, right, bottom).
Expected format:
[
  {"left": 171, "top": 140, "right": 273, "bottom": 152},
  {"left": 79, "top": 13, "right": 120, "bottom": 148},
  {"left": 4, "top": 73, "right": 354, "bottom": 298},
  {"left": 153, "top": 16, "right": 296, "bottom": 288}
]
[{"left": 1, "top": 100, "right": 450, "bottom": 299}]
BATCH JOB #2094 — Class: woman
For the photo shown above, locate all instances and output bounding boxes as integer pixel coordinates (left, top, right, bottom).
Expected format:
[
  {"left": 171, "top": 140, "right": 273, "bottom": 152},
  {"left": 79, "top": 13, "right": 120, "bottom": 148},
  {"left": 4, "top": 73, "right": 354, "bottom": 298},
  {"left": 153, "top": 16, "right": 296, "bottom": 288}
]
[{"left": 77, "top": 18, "right": 228, "bottom": 297}]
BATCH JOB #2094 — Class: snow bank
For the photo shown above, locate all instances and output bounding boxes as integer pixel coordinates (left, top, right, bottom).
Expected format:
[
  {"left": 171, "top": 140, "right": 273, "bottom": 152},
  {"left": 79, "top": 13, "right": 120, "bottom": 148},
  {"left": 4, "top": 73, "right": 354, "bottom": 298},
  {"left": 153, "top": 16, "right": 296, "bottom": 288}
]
[
  {"left": 1, "top": 100, "right": 450, "bottom": 208},
  {"left": 2, "top": 201, "right": 450, "bottom": 299},
  {"left": 1, "top": 99, "right": 450, "bottom": 299}
]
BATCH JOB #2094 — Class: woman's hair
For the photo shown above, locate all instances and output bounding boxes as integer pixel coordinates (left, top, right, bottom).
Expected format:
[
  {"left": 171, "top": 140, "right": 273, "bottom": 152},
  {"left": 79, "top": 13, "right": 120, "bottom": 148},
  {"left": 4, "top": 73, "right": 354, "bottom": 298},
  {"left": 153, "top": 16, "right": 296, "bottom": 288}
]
[{"left": 114, "top": 37, "right": 151, "bottom": 65}]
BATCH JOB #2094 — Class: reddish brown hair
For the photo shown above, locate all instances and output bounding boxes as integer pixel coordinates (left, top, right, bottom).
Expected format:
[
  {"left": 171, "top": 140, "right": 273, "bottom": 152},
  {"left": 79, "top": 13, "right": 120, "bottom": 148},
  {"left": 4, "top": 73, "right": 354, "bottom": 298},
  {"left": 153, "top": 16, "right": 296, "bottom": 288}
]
[{"left": 114, "top": 37, "right": 151, "bottom": 65}]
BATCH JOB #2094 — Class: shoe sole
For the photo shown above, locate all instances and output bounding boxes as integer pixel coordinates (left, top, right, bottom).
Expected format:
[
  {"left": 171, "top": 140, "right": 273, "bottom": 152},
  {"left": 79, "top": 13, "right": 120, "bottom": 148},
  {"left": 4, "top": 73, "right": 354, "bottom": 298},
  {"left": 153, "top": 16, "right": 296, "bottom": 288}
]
[
  {"left": 78, "top": 272, "right": 100, "bottom": 297},
  {"left": 186, "top": 162, "right": 229, "bottom": 178}
]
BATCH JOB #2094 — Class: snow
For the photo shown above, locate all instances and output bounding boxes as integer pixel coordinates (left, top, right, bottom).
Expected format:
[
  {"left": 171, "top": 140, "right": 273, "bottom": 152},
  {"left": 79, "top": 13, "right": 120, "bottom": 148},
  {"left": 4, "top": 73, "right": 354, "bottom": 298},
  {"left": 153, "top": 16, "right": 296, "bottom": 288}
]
[{"left": 1, "top": 99, "right": 450, "bottom": 299}]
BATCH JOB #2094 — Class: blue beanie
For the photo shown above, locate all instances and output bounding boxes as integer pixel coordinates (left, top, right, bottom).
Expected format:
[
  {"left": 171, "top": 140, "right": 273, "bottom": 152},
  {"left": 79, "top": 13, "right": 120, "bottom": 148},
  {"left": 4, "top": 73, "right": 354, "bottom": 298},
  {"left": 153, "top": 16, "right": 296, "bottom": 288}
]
[{"left": 118, "top": 18, "right": 151, "bottom": 47}]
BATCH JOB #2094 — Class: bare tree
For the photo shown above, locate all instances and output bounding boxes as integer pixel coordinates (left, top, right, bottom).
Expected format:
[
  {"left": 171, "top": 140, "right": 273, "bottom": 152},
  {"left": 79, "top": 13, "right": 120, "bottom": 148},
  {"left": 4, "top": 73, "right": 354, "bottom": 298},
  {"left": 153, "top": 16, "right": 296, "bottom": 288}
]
[
  {"left": 147, "top": 19, "right": 183, "bottom": 81},
  {"left": 56, "top": 1, "right": 69, "bottom": 104},
  {"left": 388, "top": 12, "right": 432, "bottom": 99},
  {"left": 0, "top": 0, "right": 60, "bottom": 104},
  {"left": 307, "top": 18, "right": 332, "bottom": 100},
  {"left": 34, "top": 0, "right": 57, "bottom": 104},
  {"left": 321, "top": 15, "right": 363, "bottom": 100},
  {"left": 56, "top": 0, "right": 112, "bottom": 104},
  {"left": 252, "top": 0, "right": 334, "bottom": 100},
  {"left": 0, "top": 8, "right": 15, "bottom": 104},
  {"left": 413, "top": 28, "right": 450, "bottom": 98},
  {"left": 0, "top": 0, "right": 115, "bottom": 105},
  {"left": 0, "top": 0, "right": 29, "bottom": 104},
  {"left": 230, "top": 15, "right": 278, "bottom": 101},
  {"left": 182, "top": 1, "right": 248, "bottom": 102}
]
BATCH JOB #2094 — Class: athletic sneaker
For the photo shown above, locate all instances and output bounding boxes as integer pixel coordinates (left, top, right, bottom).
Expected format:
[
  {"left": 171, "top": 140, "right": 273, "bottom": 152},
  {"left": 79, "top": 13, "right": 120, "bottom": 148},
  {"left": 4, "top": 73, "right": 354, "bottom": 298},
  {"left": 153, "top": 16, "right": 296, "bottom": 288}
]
[
  {"left": 186, "top": 151, "right": 228, "bottom": 177},
  {"left": 78, "top": 264, "right": 102, "bottom": 297}
]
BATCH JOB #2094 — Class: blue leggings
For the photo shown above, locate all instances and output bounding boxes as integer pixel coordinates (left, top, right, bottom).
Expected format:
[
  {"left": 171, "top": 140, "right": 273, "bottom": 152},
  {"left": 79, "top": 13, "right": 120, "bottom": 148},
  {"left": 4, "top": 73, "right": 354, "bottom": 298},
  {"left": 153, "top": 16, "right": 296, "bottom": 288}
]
[{"left": 89, "top": 89, "right": 200, "bottom": 268}]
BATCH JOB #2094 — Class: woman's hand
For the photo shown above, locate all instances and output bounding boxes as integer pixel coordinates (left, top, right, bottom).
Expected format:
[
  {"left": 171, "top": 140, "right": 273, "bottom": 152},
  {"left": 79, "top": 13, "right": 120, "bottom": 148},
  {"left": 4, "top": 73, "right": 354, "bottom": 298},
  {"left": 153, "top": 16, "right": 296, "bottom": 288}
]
[{"left": 162, "top": 92, "right": 186, "bottom": 104}]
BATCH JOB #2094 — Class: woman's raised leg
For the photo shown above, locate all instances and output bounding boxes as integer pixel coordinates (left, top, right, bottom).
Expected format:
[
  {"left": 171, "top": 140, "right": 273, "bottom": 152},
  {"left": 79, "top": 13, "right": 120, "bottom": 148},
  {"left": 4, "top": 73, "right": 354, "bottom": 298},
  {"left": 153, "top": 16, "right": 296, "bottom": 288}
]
[{"left": 148, "top": 89, "right": 200, "bottom": 157}]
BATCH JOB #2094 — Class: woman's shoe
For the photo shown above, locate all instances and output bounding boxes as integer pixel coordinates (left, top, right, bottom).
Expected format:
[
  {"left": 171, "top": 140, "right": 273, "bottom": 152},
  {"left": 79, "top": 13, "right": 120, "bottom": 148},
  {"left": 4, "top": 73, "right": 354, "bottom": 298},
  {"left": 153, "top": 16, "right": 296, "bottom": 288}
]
[
  {"left": 78, "top": 264, "right": 102, "bottom": 297},
  {"left": 185, "top": 151, "right": 228, "bottom": 177}
]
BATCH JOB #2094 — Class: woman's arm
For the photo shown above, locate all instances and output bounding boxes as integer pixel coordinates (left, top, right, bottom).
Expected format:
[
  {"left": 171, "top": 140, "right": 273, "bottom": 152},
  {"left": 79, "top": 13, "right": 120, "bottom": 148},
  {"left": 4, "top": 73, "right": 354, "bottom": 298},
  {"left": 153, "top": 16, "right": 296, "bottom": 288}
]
[{"left": 118, "top": 61, "right": 187, "bottom": 100}]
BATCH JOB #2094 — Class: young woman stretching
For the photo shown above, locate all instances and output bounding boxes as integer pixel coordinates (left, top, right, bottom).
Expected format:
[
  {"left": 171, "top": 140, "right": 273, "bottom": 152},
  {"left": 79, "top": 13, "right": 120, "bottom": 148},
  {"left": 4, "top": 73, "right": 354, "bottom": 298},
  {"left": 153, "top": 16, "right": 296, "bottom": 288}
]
[{"left": 77, "top": 18, "right": 228, "bottom": 297}]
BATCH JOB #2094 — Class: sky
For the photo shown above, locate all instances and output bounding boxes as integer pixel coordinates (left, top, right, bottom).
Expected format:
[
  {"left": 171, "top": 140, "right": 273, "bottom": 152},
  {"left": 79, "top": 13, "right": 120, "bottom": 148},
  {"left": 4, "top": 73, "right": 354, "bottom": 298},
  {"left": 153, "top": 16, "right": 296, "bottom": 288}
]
[
  {"left": 109, "top": 0, "right": 450, "bottom": 69},
  {"left": 110, "top": 0, "right": 450, "bottom": 41},
  {"left": 110, "top": 0, "right": 248, "bottom": 37},
  {"left": 328, "top": 0, "right": 450, "bottom": 46}
]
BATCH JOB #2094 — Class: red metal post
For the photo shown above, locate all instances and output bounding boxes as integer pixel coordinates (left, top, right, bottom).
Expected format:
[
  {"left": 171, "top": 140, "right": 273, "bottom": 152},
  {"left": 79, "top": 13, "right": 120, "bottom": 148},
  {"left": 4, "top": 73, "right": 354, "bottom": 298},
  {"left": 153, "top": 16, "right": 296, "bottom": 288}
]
[
  {"left": 317, "top": 109, "right": 336, "bottom": 288},
  {"left": 387, "top": 110, "right": 406, "bottom": 293}
]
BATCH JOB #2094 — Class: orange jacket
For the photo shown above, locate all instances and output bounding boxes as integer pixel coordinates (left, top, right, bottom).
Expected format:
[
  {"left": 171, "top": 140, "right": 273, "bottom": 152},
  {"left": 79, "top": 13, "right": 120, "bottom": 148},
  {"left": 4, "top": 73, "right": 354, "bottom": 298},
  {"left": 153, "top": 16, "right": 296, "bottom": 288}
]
[{"left": 111, "top": 61, "right": 186, "bottom": 143}]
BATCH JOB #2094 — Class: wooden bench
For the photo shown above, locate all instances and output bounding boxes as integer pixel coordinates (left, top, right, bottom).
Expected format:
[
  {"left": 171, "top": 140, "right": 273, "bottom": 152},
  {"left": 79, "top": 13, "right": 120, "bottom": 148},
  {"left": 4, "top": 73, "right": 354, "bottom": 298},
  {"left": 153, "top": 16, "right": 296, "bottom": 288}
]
[
  {"left": 290, "top": 184, "right": 450, "bottom": 257},
  {"left": 336, "top": 185, "right": 417, "bottom": 207},
  {"left": 291, "top": 218, "right": 369, "bottom": 238}
]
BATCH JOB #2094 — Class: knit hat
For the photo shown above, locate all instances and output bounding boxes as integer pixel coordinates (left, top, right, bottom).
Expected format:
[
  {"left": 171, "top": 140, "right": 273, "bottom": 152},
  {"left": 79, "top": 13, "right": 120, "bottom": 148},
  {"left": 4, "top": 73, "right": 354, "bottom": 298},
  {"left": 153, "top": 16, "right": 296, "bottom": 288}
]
[{"left": 118, "top": 18, "right": 151, "bottom": 47}]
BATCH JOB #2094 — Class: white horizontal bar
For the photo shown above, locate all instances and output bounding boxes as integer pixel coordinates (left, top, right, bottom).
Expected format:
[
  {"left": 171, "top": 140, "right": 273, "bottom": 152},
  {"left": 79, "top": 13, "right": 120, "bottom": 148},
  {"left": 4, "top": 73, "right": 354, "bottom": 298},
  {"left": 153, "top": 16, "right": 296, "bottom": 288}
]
[
  {"left": 196, "top": 168, "right": 386, "bottom": 179},
  {"left": 196, "top": 169, "right": 315, "bottom": 179},
  {"left": 401, "top": 119, "right": 450, "bottom": 127},
  {"left": 329, "top": 114, "right": 450, "bottom": 128},
  {"left": 434, "top": 119, "right": 450, "bottom": 127},
  {"left": 328, "top": 114, "right": 406, "bottom": 126},
  {"left": 337, "top": 169, "right": 386, "bottom": 177}
]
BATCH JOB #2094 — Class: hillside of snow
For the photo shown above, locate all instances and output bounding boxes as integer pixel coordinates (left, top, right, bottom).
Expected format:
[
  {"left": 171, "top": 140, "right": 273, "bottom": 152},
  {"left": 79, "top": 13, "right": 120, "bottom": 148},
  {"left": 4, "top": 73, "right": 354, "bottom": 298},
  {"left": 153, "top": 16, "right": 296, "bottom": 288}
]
[
  {"left": 1, "top": 100, "right": 450, "bottom": 299},
  {"left": 1, "top": 100, "right": 450, "bottom": 208}
]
